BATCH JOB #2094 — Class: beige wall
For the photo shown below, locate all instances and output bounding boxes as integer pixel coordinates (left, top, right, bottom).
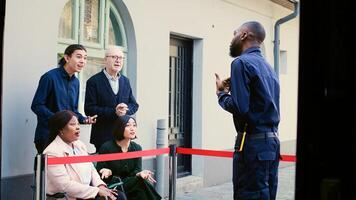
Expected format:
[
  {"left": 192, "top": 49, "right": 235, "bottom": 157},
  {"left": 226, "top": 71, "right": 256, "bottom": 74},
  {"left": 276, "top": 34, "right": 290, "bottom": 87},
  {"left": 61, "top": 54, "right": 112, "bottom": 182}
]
[
  {"left": 278, "top": 19, "right": 299, "bottom": 142},
  {"left": 2, "top": 0, "right": 67, "bottom": 177},
  {"left": 2, "top": 0, "right": 298, "bottom": 178},
  {"left": 123, "top": 0, "right": 299, "bottom": 150}
]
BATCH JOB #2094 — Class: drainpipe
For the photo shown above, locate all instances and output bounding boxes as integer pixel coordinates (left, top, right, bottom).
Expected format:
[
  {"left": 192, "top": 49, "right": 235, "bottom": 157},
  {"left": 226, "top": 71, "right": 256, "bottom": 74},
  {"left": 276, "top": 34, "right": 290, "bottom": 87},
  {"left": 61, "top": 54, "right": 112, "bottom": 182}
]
[{"left": 273, "top": 1, "right": 299, "bottom": 77}]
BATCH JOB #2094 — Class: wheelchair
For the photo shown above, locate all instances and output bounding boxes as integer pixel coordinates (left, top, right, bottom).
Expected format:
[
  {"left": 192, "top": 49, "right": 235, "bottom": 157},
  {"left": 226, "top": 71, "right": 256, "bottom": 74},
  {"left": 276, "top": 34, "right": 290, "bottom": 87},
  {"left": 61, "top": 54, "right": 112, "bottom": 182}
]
[
  {"left": 44, "top": 176, "right": 125, "bottom": 200},
  {"left": 46, "top": 193, "right": 67, "bottom": 200}
]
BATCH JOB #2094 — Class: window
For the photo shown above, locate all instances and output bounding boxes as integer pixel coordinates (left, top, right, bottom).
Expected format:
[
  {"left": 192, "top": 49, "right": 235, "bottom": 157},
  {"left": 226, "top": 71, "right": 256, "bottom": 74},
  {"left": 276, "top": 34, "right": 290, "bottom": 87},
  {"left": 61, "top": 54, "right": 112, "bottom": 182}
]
[
  {"left": 280, "top": 50, "right": 287, "bottom": 74},
  {"left": 108, "top": 7, "right": 124, "bottom": 46},
  {"left": 57, "top": 0, "right": 127, "bottom": 113},
  {"left": 83, "top": 0, "right": 102, "bottom": 44},
  {"left": 58, "top": 0, "right": 75, "bottom": 39}
]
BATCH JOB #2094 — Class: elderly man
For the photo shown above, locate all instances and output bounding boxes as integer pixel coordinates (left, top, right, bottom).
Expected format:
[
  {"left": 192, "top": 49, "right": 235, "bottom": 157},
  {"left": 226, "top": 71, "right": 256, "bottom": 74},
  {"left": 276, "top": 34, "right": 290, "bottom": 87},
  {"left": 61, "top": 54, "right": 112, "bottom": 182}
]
[{"left": 85, "top": 47, "right": 139, "bottom": 151}]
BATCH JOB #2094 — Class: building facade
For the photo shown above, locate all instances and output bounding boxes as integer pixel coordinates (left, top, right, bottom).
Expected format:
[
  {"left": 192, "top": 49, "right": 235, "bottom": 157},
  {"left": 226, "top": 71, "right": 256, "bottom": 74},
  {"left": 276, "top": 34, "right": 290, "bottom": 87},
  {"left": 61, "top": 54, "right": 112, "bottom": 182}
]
[{"left": 1, "top": 0, "right": 299, "bottom": 198}]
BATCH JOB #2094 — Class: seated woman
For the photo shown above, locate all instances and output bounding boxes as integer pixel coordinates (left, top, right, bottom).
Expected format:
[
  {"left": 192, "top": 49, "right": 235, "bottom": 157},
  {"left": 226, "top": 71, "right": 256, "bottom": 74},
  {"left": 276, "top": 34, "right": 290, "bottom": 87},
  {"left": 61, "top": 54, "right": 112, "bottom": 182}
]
[
  {"left": 97, "top": 116, "right": 162, "bottom": 200},
  {"left": 44, "top": 110, "right": 125, "bottom": 200}
]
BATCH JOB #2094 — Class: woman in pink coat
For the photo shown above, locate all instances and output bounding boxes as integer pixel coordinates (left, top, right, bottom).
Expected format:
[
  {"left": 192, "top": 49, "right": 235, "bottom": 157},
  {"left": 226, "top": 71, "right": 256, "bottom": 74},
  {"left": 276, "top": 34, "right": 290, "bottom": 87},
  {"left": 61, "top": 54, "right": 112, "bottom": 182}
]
[{"left": 44, "top": 110, "right": 125, "bottom": 200}]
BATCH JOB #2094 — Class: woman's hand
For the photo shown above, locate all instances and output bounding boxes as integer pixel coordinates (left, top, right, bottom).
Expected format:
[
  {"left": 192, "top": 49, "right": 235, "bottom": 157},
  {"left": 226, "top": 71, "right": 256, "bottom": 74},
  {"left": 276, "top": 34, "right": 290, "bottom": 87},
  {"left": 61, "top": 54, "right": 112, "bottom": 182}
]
[
  {"left": 98, "top": 185, "right": 117, "bottom": 200},
  {"left": 136, "top": 170, "right": 156, "bottom": 184},
  {"left": 99, "top": 168, "right": 112, "bottom": 179}
]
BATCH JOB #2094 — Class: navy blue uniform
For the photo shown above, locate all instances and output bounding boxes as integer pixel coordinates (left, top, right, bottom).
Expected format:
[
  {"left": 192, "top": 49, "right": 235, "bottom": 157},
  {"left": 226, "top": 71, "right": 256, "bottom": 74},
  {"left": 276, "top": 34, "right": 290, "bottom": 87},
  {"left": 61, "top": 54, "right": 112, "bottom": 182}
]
[{"left": 218, "top": 47, "right": 280, "bottom": 200}]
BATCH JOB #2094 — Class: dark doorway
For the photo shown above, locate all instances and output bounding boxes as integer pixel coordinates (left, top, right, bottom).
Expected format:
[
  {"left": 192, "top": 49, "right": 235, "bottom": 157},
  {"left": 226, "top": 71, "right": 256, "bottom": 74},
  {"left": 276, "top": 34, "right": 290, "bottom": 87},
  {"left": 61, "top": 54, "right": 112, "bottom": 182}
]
[
  {"left": 169, "top": 36, "right": 193, "bottom": 177},
  {"left": 296, "top": 1, "right": 356, "bottom": 199}
]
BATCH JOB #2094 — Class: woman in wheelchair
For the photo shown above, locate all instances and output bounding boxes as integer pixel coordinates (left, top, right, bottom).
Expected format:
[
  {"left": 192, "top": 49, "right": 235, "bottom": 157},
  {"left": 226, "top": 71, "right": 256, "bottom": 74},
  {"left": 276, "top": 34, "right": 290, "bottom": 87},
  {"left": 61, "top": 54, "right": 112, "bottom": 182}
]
[
  {"left": 96, "top": 116, "right": 162, "bottom": 200},
  {"left": 44, "top": 110, "right": 126, "bottom": 200}
]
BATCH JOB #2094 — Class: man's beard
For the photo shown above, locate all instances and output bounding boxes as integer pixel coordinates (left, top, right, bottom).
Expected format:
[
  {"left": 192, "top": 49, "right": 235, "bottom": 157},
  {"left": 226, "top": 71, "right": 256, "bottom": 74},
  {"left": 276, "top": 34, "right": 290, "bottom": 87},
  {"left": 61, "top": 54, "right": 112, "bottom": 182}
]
[{"left": 229, "top": 42, "right": 241, "bottom": 58}]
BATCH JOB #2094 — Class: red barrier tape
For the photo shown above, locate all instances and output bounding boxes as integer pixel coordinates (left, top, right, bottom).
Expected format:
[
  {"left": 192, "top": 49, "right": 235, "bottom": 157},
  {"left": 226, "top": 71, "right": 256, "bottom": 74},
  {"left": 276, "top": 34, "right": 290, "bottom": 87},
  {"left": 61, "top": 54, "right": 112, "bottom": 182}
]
[
  {"left": 47, "top": 147, "right": 296, "bottom": 165},
  {"left": 47, "top": 148, "right": 170, "bottom": 165},
  {"left": 280, "top": 155, "right": 296, "bottom": 162},
  {"left": 176, "top": 147, "right": 296, "bottom": 162},
  {"left": 176, "top": 147, "right": 233, "bottom": 158}
]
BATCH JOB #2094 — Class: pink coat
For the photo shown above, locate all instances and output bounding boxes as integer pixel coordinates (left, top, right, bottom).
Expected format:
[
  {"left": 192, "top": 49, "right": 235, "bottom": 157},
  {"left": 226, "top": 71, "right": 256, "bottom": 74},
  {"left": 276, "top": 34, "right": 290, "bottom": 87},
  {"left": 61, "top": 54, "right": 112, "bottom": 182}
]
[{"left": 44, "top": 136, "right": 105, "bottom": 200}]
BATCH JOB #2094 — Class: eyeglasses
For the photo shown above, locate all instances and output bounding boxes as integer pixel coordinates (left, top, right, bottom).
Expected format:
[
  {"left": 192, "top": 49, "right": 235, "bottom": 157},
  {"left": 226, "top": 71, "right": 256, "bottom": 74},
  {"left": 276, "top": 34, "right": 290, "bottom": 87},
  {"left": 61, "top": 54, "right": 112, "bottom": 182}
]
[{"left": 106, "top": 55, "right": 125, "bottom": 60}]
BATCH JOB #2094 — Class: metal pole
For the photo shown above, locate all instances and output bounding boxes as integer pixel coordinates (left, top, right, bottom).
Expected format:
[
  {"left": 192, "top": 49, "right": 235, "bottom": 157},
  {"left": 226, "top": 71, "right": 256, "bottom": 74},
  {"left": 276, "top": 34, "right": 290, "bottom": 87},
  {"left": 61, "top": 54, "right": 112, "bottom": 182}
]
[
  {"left": 273, "top": 1, "right": 299, "bottom": 77},
  {"left": 156, "top": 119, "right": 166, "bottom": 196},
  {"left": 169, "top": 144, "right": 177, "bottom": 200},
  {"left": 35, "top": 154, "right": 47, "bottom": 200}
]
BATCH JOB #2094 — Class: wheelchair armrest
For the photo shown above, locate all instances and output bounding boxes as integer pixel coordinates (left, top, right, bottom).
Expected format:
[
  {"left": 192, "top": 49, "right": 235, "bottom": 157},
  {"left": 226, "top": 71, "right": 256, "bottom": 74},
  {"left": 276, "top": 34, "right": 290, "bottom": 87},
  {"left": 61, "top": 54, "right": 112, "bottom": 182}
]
[{"left": 46, "top": 192, "right": 66, "bottom": 198}]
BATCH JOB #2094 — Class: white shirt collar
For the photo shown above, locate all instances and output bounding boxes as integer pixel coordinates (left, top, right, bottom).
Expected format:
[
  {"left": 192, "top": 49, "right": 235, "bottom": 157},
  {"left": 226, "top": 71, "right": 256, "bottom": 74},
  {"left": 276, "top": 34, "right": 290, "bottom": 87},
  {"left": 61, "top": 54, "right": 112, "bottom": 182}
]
[{"left": 103, "top": 68, "right": 120, "bottom": 81}]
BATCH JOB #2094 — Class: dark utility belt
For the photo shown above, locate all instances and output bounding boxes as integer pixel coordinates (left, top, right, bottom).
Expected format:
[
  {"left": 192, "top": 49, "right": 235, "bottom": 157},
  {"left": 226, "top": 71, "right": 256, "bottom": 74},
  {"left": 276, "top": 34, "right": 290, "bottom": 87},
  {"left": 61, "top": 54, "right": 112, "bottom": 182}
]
[
  {"left": 234, "top": 132, "right": 278, "bottom": 152},
  {"left": 246, "top": 132, "right": 278, "bottom": 140}
]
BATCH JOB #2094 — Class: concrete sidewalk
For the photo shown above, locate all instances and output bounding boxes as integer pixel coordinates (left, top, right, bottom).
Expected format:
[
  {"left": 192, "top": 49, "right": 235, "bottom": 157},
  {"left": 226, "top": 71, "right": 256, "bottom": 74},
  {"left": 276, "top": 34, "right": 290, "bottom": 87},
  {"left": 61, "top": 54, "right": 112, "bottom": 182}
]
[{"left": 176, "top": 164, "right": 296, "bottom": 200}]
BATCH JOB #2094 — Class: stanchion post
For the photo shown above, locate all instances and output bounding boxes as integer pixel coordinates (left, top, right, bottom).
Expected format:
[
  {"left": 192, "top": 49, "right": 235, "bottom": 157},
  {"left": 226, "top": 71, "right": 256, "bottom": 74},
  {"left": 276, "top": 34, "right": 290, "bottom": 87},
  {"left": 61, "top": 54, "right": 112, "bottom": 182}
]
[
  {"left": 35, "top": 154, "right": 47, "bottom": 200},
  {"left": 168, "top": 127, "right": 178, "bottom": 200},
  {"left": 169, "top": 144, "right": 177, "bottom": 200},
  {"left": 156, "top": 119, "right": 166, "bottom": 196}
]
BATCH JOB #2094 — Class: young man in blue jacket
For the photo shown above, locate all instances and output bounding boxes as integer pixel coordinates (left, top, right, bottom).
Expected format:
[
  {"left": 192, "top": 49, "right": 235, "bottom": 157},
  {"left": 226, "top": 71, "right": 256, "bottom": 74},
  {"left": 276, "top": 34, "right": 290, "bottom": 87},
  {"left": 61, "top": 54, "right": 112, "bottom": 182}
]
[{"left": 31, "top": 44, "right": 97, "bottom": 153}]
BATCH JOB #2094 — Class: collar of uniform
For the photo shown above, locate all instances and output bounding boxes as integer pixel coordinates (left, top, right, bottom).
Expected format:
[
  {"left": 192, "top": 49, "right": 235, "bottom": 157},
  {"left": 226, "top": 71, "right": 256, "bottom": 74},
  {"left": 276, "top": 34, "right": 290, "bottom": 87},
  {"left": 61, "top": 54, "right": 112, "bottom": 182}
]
[
  {"left": 103, "top": 68, "right": 120, "bottom": 81},
  {"left": 241, "top": 46, "right": 261, "bottom": 56},
  {"left": 59, "top": 65, "right": 76, "bottom": 81}
]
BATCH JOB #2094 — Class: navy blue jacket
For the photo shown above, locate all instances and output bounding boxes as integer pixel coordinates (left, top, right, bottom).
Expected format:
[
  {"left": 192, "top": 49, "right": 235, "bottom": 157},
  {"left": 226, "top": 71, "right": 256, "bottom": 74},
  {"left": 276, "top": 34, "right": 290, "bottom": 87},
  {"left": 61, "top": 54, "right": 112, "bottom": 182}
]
[
  {"left": 31, "top": 66, "right": 85, "bottom": 142},
  {"left": 218, "top": 47, "right": 280, "bottom": 134},
  {"left": 85, "top": 70, "right": 139, "bottom": 147}
]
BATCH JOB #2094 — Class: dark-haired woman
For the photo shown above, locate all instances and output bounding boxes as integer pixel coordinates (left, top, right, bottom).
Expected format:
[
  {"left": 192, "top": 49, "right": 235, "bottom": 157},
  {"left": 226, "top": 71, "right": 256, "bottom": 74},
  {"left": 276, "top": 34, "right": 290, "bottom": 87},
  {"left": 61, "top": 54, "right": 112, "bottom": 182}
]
[
  {"left": 31, "top": 44, "right": 97, "bottom": 153},
  {"left": 97, "top": 116, "right": 162, "bottom": 200},
  {"left": 44, "top": 110, "right": 126, "bottom": 200}
]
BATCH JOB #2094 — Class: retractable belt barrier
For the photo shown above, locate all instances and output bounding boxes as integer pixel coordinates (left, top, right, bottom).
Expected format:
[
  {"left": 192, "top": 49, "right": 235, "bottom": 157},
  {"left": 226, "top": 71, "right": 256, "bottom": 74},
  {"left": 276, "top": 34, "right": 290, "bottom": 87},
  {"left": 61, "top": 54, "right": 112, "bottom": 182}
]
[
  {"left": 46, "top": 147, "right": 296, "bottom": 165},
  {"left": 37, "top": 147, "right": 296, "bottom": 200},
  {"left": 176, "top": 147, "right": 297, "bottom": 162},
  {"left": 47, "top": 148, "right": 170, "bottom": 165}
]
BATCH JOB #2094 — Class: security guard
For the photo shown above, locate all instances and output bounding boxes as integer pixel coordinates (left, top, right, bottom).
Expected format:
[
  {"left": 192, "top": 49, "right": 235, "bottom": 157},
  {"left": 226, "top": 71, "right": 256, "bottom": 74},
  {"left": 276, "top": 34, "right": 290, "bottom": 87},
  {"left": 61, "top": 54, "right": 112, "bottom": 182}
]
[{"left": 215, "top": 21, "right": 280, "bottom": 200}]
